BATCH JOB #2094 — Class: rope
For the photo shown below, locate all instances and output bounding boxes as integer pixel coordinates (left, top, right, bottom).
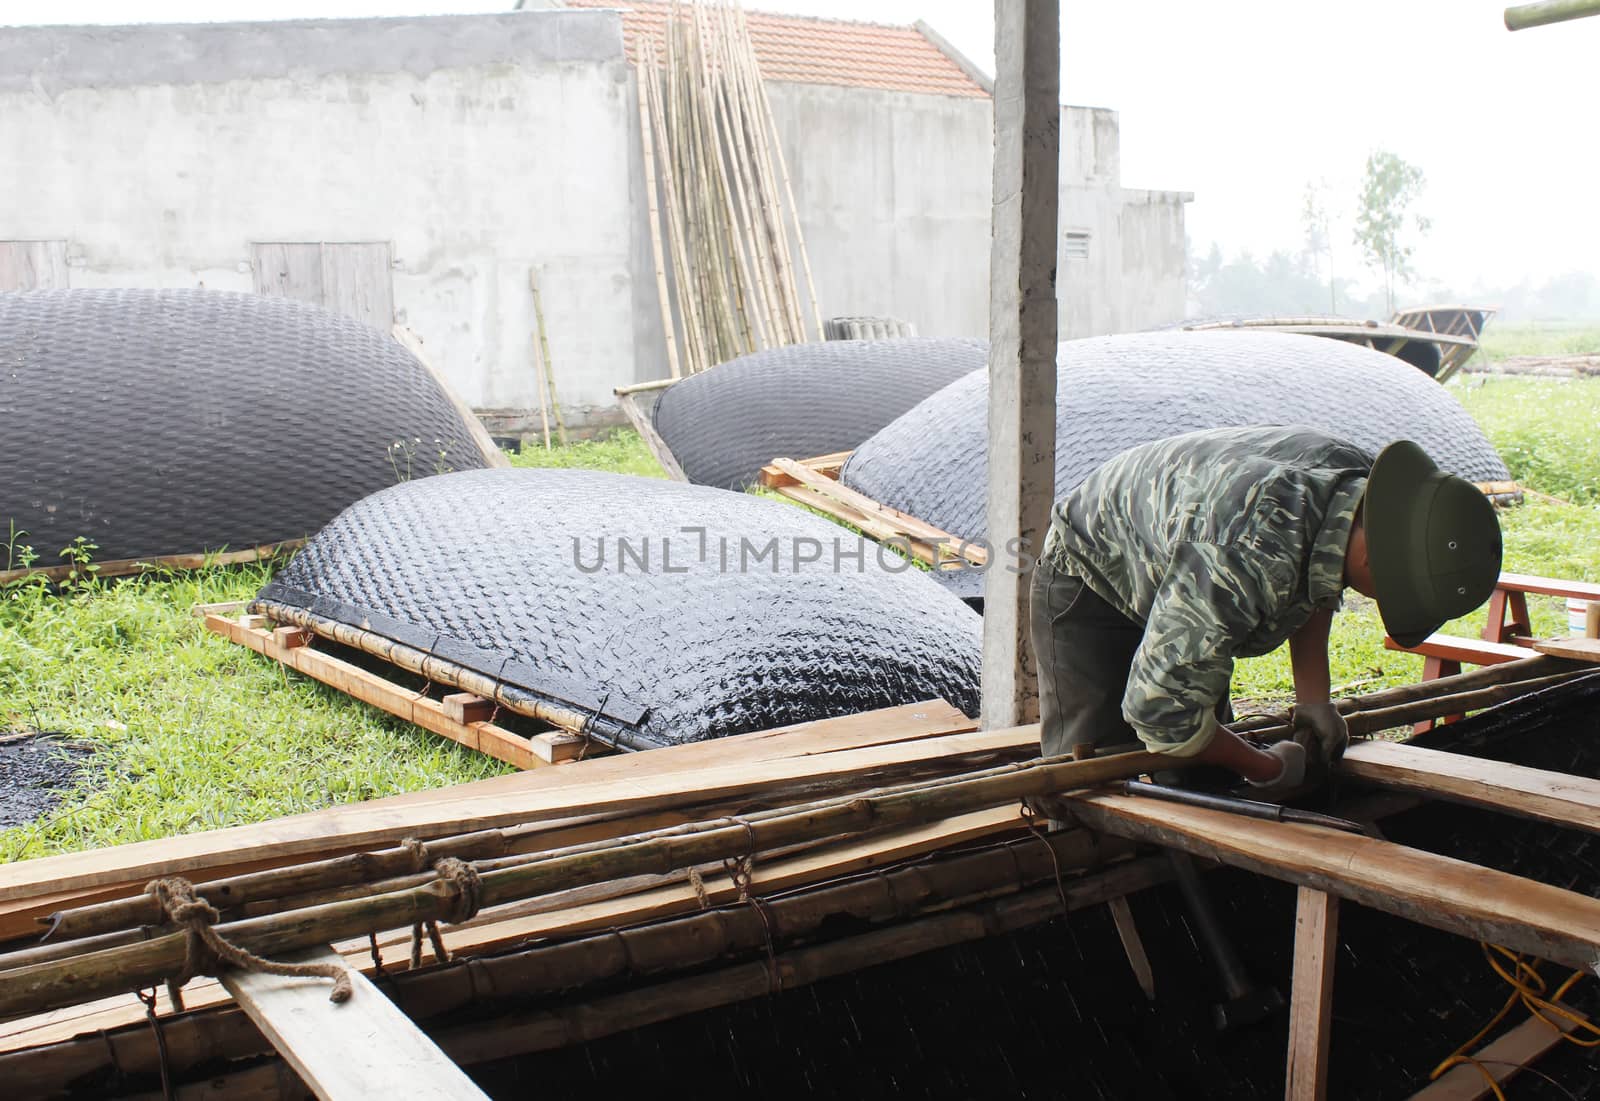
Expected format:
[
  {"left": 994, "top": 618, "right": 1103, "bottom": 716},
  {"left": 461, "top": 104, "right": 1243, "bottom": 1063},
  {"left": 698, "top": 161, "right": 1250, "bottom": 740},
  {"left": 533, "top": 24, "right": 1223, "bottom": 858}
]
[
  {"left": 1429, "top": 942, "right": 1600, "bottom": 1098},
  {"left": 134, "top": 990, "right": 174, "bottom": 1101},
  {"left": 144, "top": 878, "right": 352, "bottom": 1004},
  {"left": 1018, "top": 802, "right": 1071, "bottom": 916},
  {"left": 688, "top": 867, "right": 712, "bottom": 909},
  {"left": 405, "top": 853, "right": 485, "bottom": 967},
  {"left": 576, "top": 689, "right": 613, "bottom": 761}
]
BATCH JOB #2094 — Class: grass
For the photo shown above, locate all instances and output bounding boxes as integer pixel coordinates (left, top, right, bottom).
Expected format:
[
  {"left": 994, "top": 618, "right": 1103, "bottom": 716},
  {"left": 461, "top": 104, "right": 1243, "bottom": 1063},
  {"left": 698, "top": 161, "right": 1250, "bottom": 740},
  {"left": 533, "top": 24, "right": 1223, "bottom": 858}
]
[
  {"left": 6, "top": 369, "right": 1600, "bottom": 857},
  {"left": 1232, "top": 372, "right": 1600, "bottom": 707},
  {"left": 507, "top": 431, "right": 664, "bottom": 478},
  {"left": 1476, "top": 322, "right": 1600, "bottom": 362}
]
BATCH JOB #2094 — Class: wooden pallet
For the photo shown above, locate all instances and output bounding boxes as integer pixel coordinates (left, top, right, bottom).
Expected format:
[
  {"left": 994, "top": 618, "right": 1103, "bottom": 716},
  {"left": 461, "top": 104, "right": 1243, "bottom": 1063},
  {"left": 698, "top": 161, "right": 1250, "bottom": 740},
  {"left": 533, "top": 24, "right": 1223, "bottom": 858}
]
[
  {"left": 758, "top": 452, "right": 984, "bottom": 571},
  {"left": 202, "top": 611, "right": 589, "bottom": 771}
]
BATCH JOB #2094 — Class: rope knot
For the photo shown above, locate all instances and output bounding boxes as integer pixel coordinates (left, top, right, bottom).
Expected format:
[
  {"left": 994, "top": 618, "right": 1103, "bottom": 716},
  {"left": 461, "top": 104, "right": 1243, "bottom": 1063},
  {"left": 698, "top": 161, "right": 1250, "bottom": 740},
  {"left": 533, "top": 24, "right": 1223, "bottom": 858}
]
[{"left": 144, "top": 875, "right": 352, "bottom": 1005}]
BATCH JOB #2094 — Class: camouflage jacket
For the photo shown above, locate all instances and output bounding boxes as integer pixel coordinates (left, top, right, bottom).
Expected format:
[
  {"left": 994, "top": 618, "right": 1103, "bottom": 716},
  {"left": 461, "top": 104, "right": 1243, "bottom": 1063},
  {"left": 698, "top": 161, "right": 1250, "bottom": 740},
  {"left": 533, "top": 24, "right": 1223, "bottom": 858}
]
[{"left": 1043, "top": 425, "right": 1371, "bottom": 757}]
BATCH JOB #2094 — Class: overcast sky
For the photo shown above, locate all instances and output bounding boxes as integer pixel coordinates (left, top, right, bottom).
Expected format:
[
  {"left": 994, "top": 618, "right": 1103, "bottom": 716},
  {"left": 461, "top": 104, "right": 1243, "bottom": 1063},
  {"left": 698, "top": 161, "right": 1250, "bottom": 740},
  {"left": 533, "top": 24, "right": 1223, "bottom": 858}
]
[{"left": 6, "top": 1, "right": 1598, "bottom": 295}]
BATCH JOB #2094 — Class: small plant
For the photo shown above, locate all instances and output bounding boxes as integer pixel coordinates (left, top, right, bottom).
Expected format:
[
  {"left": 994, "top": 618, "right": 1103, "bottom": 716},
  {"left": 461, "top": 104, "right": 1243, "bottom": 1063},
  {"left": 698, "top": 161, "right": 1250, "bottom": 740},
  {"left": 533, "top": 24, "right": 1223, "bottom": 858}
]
[
  {"left": 5, "top": 521, "right": 38, "bottom": 574},
  {"left": 431, "top": 437, "right": 453, "bottom": 476},
  {"left": 57, "top": 536, "right": 100, "bottom": 592},
  {"left": 386, "top": 437, "right": 420, "bottom": 483}
]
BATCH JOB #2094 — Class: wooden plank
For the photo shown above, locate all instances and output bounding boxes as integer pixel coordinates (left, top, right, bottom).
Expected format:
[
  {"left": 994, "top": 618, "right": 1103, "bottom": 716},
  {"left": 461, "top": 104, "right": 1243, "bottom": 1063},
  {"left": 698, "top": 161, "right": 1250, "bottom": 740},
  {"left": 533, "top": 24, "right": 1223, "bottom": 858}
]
[
  {"left": 320, "top": 242, "right": 395, "bottom": 331},
  {"left": 1533, "top": 636, "right": 1600, "bottom": 663},
  {"left": 1385, "top": 633, "right": 1536, "bottom": 665},
  {"left": 1285, "top": 887, "right": 1339, "bottom": 1101},
  {"left": 251, "top": 242, "right": 324, "bottom": 301},
  {"left": 613, "top": 387, "right": 688, "bottom": 481},
  {"left": 221, "top": 946, "right": 486, "bottom": 1101},
  {"left": 392, "top": 324, "right": 510, "bottom": 471},
  {"left": 0, "top": 241, "right": 68, "bottom": 291},
  {"left": 441, "top": 694, "right": 495, "bottom": 726},
  {"left": 0, "top": 540, "right": 302, "bottom": 586},
  {"left": 769, "top": 458, "right": 980, "bottom": 552},
  {"left": 1408, "top": 1004, "right": 1584, "bottom": 1100},
  {"left": 529, "top": 731, "right": 587, "bottom": 765},
  {"left": 1341, "top": 740, "right": 1600, "bottom": 832},
  {"left": 773, "top": 484, "right": 953, "bottom": 569},
  {"left": 0, "top": 723, "right": 1032, "bottom": 908},
  {"left": 0, "top": 701, "right": 983, "bottom": 911},
  {"left": 1065, "top": 791, "right": 1600, "bottom": 970},
  {"left": 206, "top": 613, "right": 546, "bottom": 772},
  {"left": 1107, "top": 896, "right": 1155, "bottom": 1000},
  {"left": 1500, "top": 572, "right": 1600, "bottom": 601}
]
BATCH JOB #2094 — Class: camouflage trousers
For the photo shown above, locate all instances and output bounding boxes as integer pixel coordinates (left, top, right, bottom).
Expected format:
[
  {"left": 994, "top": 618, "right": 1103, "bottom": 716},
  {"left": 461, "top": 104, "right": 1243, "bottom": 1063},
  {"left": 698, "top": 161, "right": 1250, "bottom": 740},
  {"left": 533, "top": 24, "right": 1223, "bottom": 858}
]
[
  {"left": 1029, "top": 555, "right": 1234, "bottom": 761},
  {"left": 1028, "top": 555, "right": 1145, "bottom": 758}
]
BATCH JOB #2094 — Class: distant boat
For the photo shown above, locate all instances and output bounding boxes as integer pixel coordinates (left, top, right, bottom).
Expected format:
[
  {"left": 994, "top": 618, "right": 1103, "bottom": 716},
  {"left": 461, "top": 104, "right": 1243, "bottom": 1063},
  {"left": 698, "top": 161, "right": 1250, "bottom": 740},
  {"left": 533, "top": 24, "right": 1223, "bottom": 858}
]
[
  {"left": 1175, "top": 310, "right": 1491, "bottom": 381},
  {"left": 1389, "top": 304, "right": 1498, "bottom": 382}
]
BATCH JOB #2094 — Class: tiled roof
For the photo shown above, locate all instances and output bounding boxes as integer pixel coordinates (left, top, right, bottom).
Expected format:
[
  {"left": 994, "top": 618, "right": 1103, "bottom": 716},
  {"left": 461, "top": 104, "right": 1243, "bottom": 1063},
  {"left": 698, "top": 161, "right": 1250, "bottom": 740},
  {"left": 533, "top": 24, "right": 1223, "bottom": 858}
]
[{"left": 560, "top": 1, "right": 989, "bottom": 98}]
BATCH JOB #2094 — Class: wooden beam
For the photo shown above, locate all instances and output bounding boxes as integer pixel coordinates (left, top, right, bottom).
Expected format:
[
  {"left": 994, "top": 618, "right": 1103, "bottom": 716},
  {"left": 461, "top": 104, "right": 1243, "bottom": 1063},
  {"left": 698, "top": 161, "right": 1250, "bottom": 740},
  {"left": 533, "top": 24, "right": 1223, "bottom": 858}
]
[
  {"left": 1285, "top": 887, "right": 1339, "bottom": 1101},
  {"left": 983, "top": 0, "right": 1059, "bottom": 729},
  {"left": 1107, "top": 896, "right": 1156, "bottom": 1000},
  {"left": 613, "top": 387, "right": 689, "bottom": 482},
  {"left": 1065, "top": 791, "right": 1600, "bottom": 970},
  {"left": 1534, "top": 636, "right": 1600, "bottom": 663},
  {"left": 0, "top": 541, "right": 302, "bottom": 586},
  {"left": 1341, "top": 740, "right": 1600, "bottom": 833},
  {"left": 391, "top": 324, "right": 509, "bottom": 471},
  {"left": 1408, "top": 1003, "right": 1585, "bottom": 1099},
  {"left": 221, "top": 946, "right": 487, "bottom": 1101}
]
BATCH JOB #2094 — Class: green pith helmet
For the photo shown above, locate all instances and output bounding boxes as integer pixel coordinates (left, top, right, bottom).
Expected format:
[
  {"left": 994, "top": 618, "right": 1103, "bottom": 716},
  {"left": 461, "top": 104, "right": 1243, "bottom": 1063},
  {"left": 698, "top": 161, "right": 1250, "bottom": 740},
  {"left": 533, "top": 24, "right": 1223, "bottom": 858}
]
[{"left": 1364, "top": 440, "right": 1503, "bottom": 648}]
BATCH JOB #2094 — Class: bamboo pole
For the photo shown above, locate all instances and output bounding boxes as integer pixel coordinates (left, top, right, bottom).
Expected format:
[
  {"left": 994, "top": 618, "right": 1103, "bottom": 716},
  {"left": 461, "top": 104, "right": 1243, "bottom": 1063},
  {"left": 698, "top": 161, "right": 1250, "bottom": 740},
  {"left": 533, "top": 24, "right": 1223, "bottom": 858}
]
[
  {"left": 1240, "top": 668, "right": 1592, "bottom": 745},
  {"left": 723, "top": 0, "right": 803, "bottom": 343},
  {"left": 735, "top": 0, "right": 821, "bottom": 339},
  {"left": 644, "top": 37, "right": 706, "bottom": 376},
  {"left": 527, "top": 269, "right": 566, "bottom": 444},
  {"left": 1505, "top": 0, "right": 1600, "bottom": 30},
  {"left": 700, "top": 0, "right": 774, "bottom": 348},
  {"left": 33, "top": 743, "right": 1112, "bottom": 951},
  {"left": 635, "top": 56, "right": 682, "bottom": 380},
  {"left": 5, "top": 848, "right": 1165, "bottom": 1097},
  {"left": 1229, "top": 654, "right": 1578, "bottom": 733},
  {"left": 0, "top": 749, "right": 1166, "bottom": 1020}
]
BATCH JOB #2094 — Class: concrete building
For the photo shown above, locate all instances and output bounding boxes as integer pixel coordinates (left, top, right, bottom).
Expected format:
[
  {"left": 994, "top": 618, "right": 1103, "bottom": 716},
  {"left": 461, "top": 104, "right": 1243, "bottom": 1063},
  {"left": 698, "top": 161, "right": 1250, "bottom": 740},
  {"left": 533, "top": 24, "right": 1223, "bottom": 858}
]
[{"left": 0, "top": 6, "right": 1189, "bottom": 433}]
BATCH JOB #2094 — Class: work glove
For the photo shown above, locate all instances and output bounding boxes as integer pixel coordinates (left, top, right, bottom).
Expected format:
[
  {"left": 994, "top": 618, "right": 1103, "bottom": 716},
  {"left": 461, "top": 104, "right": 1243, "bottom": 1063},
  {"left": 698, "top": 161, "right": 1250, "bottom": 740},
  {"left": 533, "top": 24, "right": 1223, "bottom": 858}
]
[
  {"left": 1291, "top": 701, "right": 1350, "bottom": 766},
  {"left": 1245, "top": 740, "right": 1308, "bottom": 802}
]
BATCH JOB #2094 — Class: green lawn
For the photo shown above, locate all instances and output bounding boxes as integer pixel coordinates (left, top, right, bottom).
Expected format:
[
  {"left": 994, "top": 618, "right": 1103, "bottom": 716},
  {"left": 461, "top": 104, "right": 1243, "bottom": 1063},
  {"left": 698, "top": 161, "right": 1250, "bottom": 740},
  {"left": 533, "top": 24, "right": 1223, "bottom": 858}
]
[
  {"left": 5, "top": 371, "right": 1600, "bottom": 858},
  {"left": 1476, "top": 322, "right": 1600, "bottom": 363}
]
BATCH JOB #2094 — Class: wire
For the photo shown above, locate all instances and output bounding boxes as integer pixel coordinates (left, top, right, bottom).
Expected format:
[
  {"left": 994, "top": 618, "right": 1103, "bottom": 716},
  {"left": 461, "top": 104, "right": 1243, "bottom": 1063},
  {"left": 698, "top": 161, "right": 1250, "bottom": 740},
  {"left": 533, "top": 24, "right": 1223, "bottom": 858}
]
[{"left": 1428, "top": 942, "right": 1600, "bottom": 1099}]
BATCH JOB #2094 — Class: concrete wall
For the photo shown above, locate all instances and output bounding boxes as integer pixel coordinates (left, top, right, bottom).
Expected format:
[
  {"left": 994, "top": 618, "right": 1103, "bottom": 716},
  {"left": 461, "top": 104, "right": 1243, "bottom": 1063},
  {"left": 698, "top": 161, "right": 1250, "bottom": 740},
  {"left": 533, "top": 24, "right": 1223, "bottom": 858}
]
[
  {"left": 765, "top": 88, "right": 1188, "bottom": 345},
  {"left": 0, "top": 11, "right": 1188, "bottom": 430},
  {"left": 0, "top": 11, "right": 639, "bottom": 422},
  {"left": 764, "top": 81, "right": 994, "bottom": 339}
]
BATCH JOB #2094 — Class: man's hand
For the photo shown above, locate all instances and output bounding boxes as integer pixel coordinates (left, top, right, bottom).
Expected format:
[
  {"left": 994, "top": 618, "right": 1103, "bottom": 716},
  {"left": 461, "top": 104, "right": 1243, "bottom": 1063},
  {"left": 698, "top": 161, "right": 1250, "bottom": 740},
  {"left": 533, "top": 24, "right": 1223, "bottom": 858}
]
[
  {"left": 1245, "top": 740, "right": 1308, "bottom": 800},
  {"left": 1291, "top": 701, "right": 1349, "bottom": 765}
]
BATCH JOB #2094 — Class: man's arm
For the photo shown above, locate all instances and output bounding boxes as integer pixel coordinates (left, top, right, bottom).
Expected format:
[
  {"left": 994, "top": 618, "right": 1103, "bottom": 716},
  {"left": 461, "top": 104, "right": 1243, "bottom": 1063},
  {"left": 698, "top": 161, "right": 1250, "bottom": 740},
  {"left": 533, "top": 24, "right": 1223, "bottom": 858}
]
[
  {"left": 1189, "top": 722, "right": 1285, "bottom": 783},
  {"left": 1289, "top": 606, "right": 1334, "bottom": 703}
]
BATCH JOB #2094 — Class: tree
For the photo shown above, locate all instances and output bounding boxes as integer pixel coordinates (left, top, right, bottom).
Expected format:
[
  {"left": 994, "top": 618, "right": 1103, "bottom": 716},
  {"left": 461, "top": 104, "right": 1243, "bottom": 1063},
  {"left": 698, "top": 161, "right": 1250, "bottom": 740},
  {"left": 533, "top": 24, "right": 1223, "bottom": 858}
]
[
  {"left": 1353, "top": 151, "right": 1430, "bottom": 314},
  {"left": 1301, "top": 180, "right": 1336, "bottom": 313}
]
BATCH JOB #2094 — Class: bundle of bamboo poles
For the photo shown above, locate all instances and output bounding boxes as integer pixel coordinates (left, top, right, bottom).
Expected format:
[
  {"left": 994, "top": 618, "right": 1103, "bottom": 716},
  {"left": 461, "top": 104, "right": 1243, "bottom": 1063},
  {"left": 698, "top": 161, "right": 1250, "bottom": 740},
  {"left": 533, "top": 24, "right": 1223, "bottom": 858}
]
[{"left": 635, "top": 0, "right": 821, "bottom": 378}]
